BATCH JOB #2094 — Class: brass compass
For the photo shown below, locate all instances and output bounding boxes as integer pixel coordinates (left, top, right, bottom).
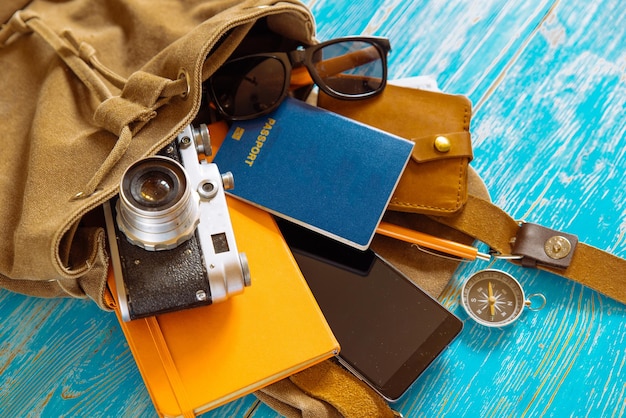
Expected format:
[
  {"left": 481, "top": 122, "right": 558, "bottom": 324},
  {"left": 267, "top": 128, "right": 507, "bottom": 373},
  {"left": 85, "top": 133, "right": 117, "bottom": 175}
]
[{"left": 460, "top": 269, "right": 546, "bottom": 327}]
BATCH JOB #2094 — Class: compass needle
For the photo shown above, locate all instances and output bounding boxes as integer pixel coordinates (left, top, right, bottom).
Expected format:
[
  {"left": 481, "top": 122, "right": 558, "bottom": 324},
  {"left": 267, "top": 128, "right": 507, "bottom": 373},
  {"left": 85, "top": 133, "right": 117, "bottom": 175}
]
[{"left": 488, "top": 281, "right": 496, "bottom": 318}]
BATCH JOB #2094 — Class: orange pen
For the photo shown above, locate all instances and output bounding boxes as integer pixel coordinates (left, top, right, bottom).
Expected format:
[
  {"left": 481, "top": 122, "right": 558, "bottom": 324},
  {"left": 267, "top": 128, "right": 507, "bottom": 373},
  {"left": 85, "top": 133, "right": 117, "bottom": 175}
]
[{"left": 376, "top": 221, "right": 491, "bottom": 261}]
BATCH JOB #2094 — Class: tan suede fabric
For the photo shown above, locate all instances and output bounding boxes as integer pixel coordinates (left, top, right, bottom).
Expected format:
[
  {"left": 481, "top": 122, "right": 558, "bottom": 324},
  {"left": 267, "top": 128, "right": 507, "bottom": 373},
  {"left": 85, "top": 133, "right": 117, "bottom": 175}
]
[{"left": 0, "top": 0, "right": 317, "bottom": 308}]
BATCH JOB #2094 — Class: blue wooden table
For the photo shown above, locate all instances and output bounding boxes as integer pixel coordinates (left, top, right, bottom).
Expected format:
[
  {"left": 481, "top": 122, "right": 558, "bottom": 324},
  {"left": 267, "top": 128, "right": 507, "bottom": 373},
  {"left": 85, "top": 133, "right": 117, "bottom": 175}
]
[{"left": 1, "top": 0, "right": 624, "bottom": 416}]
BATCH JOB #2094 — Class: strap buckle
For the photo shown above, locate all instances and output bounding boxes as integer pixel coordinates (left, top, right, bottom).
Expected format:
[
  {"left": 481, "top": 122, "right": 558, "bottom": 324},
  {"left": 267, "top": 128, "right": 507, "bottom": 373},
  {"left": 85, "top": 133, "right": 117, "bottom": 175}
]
[{"left": 510, "top": 222, "right": 578, "bottom": 269}]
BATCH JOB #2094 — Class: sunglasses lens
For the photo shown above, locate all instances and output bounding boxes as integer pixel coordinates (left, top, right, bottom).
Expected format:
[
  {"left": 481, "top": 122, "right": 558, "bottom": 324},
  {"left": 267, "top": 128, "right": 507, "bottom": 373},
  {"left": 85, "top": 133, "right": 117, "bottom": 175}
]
[
  {"left": 210, "top": 56, "right": 287, "bottom": 120},
  {"left": 313, "top": 40, "right": 386, "bottom": 97}
]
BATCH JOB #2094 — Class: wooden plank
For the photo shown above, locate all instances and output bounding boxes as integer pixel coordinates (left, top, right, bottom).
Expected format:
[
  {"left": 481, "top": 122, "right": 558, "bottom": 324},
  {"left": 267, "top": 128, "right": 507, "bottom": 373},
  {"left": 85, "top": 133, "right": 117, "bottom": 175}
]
[
  {"left": 0, "top": 293, "right": 149, "bottom": 416},
  {"left": 370, "top": 0, "right": 625, "bottom": 416},
  {"left": 442, "top": 0, "right": 626, "bottom": 414},
  {"left": 308, "top": 0, "right": 558, "bottom": 100}
]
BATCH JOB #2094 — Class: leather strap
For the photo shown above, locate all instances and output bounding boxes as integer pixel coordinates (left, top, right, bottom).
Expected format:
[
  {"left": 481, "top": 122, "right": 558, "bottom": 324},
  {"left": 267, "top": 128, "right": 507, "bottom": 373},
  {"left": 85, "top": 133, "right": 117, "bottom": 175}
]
[{"left": 432, "top": 193, "right": 626, "bottom": 304}]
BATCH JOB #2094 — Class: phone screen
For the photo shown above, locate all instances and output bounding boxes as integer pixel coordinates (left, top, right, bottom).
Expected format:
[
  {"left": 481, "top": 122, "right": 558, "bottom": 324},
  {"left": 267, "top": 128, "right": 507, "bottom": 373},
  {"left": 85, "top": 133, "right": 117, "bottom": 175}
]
[{"left": 277, "top": 218, "right": 463, "bottom": 401}]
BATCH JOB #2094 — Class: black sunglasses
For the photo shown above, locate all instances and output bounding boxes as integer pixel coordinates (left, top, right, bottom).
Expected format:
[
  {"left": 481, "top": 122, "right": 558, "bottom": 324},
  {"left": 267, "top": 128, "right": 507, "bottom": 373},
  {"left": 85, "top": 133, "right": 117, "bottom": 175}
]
[{"left": 207, "top": 36, "right": 391, "bottom": 120}]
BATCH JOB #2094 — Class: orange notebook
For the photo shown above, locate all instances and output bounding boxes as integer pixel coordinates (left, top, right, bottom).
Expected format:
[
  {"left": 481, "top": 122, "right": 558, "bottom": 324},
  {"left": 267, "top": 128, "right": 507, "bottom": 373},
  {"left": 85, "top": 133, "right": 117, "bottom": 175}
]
[{"left": 108, "top": 196, "right": 339, "bottom": 417}]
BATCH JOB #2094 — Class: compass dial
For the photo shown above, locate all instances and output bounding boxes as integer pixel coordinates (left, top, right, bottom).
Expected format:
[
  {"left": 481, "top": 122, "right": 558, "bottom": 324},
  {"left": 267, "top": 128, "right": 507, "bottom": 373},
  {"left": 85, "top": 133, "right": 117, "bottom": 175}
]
[{"left": 461, "top": 269, "right": 525, "bottom": 327}]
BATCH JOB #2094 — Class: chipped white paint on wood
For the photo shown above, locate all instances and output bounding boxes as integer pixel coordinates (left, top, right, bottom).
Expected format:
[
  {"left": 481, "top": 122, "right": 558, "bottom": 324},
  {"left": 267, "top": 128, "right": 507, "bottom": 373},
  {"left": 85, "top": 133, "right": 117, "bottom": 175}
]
[{"left": 1, "top": 0, "right": 623, "bottom": 416}]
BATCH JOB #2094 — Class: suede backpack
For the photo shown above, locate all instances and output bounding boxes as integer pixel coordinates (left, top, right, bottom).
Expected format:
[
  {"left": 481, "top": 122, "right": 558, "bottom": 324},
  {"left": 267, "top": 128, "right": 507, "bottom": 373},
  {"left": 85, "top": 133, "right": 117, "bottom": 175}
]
[{"left": 0, "top": 0, "right": 316, "bottom": 309}]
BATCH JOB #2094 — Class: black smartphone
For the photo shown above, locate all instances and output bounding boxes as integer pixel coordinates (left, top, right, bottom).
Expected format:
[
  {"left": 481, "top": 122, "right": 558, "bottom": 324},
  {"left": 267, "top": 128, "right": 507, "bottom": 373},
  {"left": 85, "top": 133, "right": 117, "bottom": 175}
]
[{"left": 276, "top": 218, "right": 463, "bottom": 401}]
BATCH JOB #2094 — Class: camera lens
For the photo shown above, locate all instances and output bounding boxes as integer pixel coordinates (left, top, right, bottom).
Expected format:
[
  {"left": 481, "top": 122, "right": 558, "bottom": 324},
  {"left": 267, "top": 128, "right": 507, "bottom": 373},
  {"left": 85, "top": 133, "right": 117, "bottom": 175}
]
[
  {"left": 136, "top": 174, "right": 172, "bottom": 206},
  {"left": 117, "top": 156, "right": 200, "bottom": 251},
  {"left": 128, "top": 163, "right": 182, "bottom": 211}
]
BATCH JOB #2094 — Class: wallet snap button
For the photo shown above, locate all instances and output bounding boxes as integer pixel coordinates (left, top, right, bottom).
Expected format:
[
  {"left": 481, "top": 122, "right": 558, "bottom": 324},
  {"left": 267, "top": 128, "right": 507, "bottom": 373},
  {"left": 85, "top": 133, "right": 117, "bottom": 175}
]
[{"left": 434, "top": 136, "right": 451, "bottom": 153}]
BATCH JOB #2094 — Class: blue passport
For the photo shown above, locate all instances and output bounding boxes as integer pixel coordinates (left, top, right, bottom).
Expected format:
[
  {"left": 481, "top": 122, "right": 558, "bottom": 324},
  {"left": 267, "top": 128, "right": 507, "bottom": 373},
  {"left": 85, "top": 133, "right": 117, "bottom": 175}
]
[{"left": 213, "top": 97, "right": 414, "bottom": 249}]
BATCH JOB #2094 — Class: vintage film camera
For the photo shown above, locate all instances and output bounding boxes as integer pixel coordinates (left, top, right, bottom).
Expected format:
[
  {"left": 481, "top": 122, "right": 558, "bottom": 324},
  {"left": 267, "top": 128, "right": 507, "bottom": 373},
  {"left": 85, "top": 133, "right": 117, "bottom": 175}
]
[{"left": 103, "top": 124, "right": 251, "bottom": 321}]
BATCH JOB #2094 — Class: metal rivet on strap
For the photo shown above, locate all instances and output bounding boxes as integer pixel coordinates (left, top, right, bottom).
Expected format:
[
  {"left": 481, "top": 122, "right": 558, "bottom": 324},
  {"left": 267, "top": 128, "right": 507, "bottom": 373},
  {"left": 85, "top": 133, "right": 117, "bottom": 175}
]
[
  {"left": 434, "top": 136, "right": 451, "bottom": 153},
  {"left": 544, "top": 236, "right": 572, "bottom": 259}
]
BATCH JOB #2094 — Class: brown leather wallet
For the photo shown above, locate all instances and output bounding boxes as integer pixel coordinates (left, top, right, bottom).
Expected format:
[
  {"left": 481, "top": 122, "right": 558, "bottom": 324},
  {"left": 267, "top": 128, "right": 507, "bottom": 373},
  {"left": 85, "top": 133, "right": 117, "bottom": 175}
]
[{"left": 318, "top": 84, "right": 473, "bottom": 216}]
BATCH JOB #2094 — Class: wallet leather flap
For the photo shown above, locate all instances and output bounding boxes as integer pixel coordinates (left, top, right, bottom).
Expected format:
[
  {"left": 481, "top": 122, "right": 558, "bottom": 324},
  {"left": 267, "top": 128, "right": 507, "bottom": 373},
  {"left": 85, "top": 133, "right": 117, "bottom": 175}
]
[{"left": 410, "top": 131, "right": 473, "bottom": 163}]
